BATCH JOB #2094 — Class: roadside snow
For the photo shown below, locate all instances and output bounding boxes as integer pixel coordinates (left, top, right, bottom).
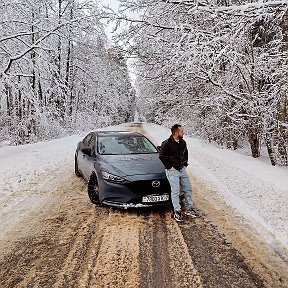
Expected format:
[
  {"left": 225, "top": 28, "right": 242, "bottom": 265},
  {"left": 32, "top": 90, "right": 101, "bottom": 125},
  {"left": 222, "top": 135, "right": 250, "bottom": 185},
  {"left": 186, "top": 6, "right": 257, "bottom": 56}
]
[
  {"left": 0, "top": 135, "right": 82, "bottom": 197},
  {"left": 142, "top": 122, "right": 288, "bottom": 254}
]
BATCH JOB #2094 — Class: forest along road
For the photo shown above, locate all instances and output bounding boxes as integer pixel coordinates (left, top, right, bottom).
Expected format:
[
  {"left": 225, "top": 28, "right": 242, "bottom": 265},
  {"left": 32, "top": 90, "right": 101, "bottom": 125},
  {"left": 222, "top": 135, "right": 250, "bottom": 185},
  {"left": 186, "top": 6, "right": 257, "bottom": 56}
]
[{"left": 0, "top": 124, "right": 271, "bottom": 288}]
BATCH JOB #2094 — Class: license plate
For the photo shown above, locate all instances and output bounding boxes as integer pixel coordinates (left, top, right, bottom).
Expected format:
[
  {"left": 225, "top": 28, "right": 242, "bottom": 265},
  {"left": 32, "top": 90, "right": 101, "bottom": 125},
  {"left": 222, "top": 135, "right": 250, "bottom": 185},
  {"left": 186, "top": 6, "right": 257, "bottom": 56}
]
[{"left": 142, "top": 194, "right": 169, "bottom": 203}]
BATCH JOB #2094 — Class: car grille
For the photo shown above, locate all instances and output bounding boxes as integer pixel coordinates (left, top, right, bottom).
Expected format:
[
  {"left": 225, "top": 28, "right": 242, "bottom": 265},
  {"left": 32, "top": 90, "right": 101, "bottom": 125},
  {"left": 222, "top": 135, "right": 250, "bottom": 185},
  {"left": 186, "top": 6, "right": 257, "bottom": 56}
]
[{"left": 125, "top": 179, "right": 171, "bottom": 196}]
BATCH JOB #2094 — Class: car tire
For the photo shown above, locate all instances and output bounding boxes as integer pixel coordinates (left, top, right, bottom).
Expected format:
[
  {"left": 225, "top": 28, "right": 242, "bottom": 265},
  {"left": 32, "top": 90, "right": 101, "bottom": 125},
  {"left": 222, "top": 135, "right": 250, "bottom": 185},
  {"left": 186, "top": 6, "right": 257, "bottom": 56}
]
[
  {"left": 75, "top": 156, "right": 82, "bottom": 177},
  {"left": 88, "top": 174, "right": 100, "bottom": 204}
]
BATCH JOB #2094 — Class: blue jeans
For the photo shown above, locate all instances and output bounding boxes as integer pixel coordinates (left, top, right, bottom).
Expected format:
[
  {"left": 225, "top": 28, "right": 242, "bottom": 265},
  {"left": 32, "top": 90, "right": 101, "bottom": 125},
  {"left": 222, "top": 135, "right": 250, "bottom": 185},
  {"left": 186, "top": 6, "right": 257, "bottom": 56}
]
[{"left": 165, "top": 167, "right": 193, "bottom": 212}]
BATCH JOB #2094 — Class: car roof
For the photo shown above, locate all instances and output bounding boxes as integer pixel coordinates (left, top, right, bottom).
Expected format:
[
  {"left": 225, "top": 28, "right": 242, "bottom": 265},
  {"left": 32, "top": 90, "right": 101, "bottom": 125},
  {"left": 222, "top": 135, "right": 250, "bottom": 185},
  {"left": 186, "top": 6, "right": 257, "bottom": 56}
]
[{"left": 95, "top": 131, "right": 143, "bottom": 137}]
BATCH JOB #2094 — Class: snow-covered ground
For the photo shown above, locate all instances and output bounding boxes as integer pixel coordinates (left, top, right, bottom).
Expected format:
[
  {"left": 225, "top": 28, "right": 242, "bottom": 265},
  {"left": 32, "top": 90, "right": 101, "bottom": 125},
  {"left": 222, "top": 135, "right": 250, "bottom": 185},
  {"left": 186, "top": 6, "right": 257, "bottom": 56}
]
[
  {"left": 1, "top": 121, "right": 287, "bottom": 261},
  {"left": 0, "top": 135, "right": 82, "bottom": 196},
  {"left": 142, "top": 122, "right": 288, "bottom": 257}
]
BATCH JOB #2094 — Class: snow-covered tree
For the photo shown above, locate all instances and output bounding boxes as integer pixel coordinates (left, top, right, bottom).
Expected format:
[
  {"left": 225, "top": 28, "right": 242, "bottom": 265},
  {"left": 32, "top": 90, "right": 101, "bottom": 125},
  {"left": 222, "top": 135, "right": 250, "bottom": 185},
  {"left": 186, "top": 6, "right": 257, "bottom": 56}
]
[
  {"left": 0, "top": 0, "right": 135, "bottom": 144},
  {"left": 112, "top": 0, "right": 287, "bottom": 165}
]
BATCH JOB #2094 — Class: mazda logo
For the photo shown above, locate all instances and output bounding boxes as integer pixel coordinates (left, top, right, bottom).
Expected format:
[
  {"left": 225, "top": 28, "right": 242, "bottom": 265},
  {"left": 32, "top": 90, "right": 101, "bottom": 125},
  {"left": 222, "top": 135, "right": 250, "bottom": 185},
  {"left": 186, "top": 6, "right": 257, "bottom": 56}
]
[{"left": 152, "top": 180, "right": 160, "bottom": 188}]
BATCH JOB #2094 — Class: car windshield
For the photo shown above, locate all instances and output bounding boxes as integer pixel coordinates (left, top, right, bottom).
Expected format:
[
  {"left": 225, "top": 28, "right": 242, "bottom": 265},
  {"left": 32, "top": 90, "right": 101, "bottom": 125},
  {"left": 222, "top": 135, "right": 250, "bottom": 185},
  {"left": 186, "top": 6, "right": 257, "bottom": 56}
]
[{"left": 97, "top": 135, "right": 158, "bottom": 155}]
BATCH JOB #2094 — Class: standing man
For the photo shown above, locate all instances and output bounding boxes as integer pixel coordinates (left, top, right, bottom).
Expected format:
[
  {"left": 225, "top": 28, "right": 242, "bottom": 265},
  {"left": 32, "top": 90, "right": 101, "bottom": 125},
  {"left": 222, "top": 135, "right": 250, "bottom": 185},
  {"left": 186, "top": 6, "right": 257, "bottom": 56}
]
[{"left": 159, "top": 124, "right": 197, "bottom": 222}]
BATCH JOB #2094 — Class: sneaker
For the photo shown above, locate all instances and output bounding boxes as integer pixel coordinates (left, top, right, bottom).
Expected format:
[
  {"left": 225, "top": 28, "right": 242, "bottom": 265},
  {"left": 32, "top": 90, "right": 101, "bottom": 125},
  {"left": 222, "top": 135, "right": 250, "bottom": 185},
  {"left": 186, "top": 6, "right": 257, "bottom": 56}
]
[
  {"left": 185, "top": 208, "right": 198, "bottom": 218},
  {"left": 174, "top": 210, "right": 184, "bottom": 222}
]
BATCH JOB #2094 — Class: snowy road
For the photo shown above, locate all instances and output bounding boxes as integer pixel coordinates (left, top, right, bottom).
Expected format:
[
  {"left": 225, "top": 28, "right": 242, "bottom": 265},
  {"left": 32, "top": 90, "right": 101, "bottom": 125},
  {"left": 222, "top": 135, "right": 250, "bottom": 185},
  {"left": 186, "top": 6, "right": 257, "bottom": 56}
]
[
  {"left": 0, "top": 123, "right": 287, "bottom": 287},
  {"left": 0, "top": 168, "right": 262, "bottom": 288}
]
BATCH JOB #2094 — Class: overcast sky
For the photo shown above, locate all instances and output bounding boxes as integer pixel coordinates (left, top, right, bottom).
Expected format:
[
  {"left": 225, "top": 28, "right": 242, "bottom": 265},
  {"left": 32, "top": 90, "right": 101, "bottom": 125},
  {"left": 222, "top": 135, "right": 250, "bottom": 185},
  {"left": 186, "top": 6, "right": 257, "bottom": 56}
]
[
  {"left": 99, "top": 0, "right": 121, "bottom": 39},
  {"left": 99, "top": 0, "right": 119, "bottom": 11},
  {"left": 99, "top": 0, "right": 137, "bottom": 39}
]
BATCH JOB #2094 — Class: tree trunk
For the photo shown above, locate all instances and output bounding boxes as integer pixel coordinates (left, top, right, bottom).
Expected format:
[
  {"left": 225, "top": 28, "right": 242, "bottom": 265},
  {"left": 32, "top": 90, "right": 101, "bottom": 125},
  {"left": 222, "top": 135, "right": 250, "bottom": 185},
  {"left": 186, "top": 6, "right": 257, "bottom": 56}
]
[
  {"left": 38, "top": 78, "right": 43, "bottom": 104},
  {"left": 66, "top": 1, "right": 74, "bottom": 117},
  {"left": 17, "top": 76, "right": 22, "bottom": 119},
  {"left": 248, "top": 128, "right": 260, "bottom": 158},
  {"left": 5, "top": 83, "right": 12, "bottom": 117},
  {"left": 282, "top": 10, "right": 288, "bottom": 51},
  {"left": 31, "top": 10, "right": 36, "bottom": 92},
  {"left": 266, "top": 131, "right": 276, "bottom": 166},
  {"left": 57, "top": 0, "right": 62, "bottom": 77}
]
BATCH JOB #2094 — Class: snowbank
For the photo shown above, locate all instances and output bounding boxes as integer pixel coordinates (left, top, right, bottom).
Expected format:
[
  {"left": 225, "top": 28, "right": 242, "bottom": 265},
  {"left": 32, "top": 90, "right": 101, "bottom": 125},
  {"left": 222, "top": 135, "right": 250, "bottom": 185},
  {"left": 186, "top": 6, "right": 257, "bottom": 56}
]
[{"left": 0, "top": 135, "right": 82, "bottom": 196}]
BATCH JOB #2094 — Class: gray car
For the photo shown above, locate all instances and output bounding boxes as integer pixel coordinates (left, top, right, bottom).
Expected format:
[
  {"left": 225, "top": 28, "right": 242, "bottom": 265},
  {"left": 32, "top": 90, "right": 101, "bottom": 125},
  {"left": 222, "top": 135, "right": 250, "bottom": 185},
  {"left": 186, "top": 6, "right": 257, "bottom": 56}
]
[{"left": 75, "top": 131, "right": 171, "bottom": 208}]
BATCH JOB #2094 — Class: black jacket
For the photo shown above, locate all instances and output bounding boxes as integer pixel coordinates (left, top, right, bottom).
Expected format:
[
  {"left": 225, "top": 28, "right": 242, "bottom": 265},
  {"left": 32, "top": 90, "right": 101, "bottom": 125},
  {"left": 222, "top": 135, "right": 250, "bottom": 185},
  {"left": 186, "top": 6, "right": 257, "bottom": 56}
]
[{"left": 159, "top": 135, "right": 188, "bottom": 171}]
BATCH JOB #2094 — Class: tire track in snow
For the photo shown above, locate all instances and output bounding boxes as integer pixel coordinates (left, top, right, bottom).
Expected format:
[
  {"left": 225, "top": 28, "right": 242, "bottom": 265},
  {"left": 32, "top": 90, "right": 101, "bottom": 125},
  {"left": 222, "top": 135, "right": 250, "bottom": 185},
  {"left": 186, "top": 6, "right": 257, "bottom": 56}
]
[
  {"left": 88, "top": 211, "right": 143, "bottom": 288},
  {"left": 0, "top": 160, "right": 75, "bottom": 252},
  {"left": 187, "top": 171, "right": 288, "bottom": 287},
  {"left": 138, "top": 211, "right": 173, "bottom": 288},
  {"left": 138, "top": 211, "right": 203, "bottom": 288},
  {"left": 52, "top": 211, "right": 104, "bottom": 288},
  {"left": 0, "top": 171, "right": 92, "bottom": 287}
]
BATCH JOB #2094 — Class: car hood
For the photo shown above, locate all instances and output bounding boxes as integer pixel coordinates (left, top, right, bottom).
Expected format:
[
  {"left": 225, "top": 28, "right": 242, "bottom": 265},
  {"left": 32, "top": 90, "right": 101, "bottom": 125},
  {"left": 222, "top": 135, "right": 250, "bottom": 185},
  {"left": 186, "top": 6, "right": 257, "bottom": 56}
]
[{"left": 98, "top": 153, "right": 165, "bottom": 177}]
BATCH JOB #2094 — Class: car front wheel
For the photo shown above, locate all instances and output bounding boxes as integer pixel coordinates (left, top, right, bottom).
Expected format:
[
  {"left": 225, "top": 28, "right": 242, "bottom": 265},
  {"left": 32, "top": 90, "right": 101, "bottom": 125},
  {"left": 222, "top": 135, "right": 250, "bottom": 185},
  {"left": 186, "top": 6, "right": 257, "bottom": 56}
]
[
  {"left": 88, "top": 174, "right": 100, "bottom": 204},
  {"left": 75, "top": 156, "right": 82, "bottom": 177}
]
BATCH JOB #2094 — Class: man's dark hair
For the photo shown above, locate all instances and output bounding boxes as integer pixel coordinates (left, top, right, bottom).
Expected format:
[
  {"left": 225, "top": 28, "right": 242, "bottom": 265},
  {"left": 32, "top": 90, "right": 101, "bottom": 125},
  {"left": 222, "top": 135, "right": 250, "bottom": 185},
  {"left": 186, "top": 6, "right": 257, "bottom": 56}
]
[{"left": 171, "top": 124, "right": 182, "bottom": 134}]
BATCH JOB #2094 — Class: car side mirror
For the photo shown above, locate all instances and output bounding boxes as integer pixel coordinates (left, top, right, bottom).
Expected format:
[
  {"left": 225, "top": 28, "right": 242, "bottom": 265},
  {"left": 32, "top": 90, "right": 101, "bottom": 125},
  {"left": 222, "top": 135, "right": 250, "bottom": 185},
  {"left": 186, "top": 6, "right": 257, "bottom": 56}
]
[
  {"left": 82, "top": 147, "right": 92, "bottom": 156},
  {"left": 156, "top": 146, "right": 161, "bottom": 152}
]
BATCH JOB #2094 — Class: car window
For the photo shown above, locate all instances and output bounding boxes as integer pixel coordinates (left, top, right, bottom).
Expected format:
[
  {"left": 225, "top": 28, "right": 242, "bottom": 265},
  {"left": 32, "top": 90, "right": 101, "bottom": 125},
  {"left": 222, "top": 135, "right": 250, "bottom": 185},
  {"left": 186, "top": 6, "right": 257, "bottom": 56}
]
[
  {"left": 98, "top": 135, "right": 158, "bottom": 155},
  {"left": 83, "top": 134, "right": 93, "bottom": 146},
  {"left": 89, "top": 135, "right": 96, "bottom": 154}
]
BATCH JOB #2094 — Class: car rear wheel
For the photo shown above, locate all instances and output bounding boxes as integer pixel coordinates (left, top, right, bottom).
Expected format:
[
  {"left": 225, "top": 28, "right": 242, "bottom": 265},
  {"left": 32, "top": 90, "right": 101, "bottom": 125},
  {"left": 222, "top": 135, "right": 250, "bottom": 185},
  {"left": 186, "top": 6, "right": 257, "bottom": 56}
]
[
  {"left": 75, "top": 156, "right": 82, "bottom": 177},
  {"left": 88, "top": 174, "right": 100, "bottom": 204}
]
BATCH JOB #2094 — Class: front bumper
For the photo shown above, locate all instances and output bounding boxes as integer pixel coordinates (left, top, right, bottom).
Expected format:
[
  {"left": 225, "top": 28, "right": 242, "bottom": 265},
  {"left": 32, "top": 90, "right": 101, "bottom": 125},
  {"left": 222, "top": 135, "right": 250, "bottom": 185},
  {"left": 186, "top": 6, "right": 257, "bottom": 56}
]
[{"left": 98, "top": 173, "right": 171, "bottom": 208}]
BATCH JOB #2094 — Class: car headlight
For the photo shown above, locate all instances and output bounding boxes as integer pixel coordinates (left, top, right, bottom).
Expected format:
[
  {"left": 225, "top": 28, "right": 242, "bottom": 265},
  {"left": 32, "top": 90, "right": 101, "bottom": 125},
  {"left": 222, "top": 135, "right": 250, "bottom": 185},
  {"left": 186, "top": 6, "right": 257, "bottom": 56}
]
[{"left": 100, "top": 171, "right": 129, "bottom": 184}]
